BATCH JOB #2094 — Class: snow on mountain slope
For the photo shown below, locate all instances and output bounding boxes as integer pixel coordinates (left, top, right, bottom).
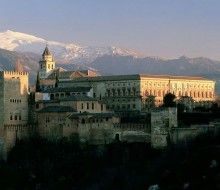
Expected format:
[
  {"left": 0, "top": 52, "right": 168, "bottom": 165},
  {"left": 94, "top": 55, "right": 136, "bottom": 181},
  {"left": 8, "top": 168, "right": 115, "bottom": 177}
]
[{"left": 0, "top": 30, "right": 144, "bottom": 64}]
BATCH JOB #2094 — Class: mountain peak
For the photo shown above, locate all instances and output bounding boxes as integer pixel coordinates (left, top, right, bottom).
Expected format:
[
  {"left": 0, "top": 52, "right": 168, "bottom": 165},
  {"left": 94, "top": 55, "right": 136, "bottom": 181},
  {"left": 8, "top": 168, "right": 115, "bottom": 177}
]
[
  {"left": 0, "top": 30, "right": 46, "bottom": 51},
  {"left": 0, "top": 30, "right": 145, "bottom": 63}
]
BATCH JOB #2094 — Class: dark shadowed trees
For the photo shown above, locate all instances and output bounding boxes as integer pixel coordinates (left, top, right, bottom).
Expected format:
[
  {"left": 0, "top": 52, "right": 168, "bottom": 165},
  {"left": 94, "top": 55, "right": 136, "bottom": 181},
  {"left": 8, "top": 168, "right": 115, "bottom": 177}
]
[{"left": 163, "top": 93, "right": 176, "bottom": 107}]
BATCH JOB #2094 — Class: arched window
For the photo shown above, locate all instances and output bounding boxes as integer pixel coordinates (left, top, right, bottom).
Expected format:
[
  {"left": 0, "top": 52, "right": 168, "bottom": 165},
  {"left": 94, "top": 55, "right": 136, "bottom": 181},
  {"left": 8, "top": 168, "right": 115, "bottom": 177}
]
[
  {"left": 122, "top": 89, "right": 126, "bottom": 96},
  {"left": 158, "top": 90, "right": 161, "bottom": 97},
  {"left": 81, "top": 118, "right": 86, "bottom": 124},
  {"left": 194, "top": 92, "right": 196, "bottom": 98},
  {"left": 145, "top": 90, "right": 149, "bottom": 96},
  {"left": 50, "top": 94, "right": 54, "bottom": 100},
  {"left": 81, "top": 118, "right": 85, "bottom": 124},
  {"left": 36, "top": 103, "right": 39, "bottom": 109},
  {"left": 115, "top": 134, "right": 120, "bottom": 141},
  {"left": 117, "top": 89, "right": 121, "bottom": 96}
]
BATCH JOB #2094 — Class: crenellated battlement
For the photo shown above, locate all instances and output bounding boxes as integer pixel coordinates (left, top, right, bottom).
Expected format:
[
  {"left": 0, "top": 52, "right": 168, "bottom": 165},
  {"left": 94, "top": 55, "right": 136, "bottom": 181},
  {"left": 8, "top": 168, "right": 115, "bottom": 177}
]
[{"left": 0, "top": 71, "right": 29, "bottom": 76}]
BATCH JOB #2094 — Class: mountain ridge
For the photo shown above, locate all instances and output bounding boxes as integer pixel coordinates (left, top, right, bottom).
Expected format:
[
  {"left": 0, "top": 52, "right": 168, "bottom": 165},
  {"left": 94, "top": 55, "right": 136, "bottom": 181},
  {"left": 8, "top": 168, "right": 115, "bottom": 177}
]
[
  {"left": 0, "top": 30, "right": 220, "bottom": 93},
  {"left": 0, "top": 30, "right": 145, "bottom": 64}
]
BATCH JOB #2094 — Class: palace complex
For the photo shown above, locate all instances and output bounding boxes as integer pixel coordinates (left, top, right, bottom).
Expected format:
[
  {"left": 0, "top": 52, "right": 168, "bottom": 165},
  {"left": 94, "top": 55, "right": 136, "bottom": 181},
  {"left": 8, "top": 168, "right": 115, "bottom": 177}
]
[{"left": 0, "top": 46, "right": 217, "bottom": 159}]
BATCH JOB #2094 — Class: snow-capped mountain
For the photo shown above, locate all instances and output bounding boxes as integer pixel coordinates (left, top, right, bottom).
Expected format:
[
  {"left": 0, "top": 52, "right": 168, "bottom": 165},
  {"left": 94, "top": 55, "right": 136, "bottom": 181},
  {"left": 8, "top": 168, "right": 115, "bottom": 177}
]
[{"left": 0, "top": 30, "right": 144, "bottom": 64}]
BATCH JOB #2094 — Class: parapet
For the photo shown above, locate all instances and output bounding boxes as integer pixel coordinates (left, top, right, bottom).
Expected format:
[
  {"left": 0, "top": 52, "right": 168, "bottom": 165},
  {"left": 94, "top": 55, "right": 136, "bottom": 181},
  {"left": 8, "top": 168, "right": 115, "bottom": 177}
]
[
  {"left": 0, "top": 71, "right": 29, "bottom": 79},
  {"left": 1, "top": 71, "right": 28, "bottom": 76}
]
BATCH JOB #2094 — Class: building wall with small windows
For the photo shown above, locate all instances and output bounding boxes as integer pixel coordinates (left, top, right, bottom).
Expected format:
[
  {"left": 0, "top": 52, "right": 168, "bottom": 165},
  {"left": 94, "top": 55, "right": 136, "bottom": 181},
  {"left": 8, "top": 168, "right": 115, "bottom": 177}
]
[
  {"left": 0, "top": 71, "right": 29, "bottom": 159},
  {"left": 0, "top": 71, "right": 29, "bottom": 128},
  {"left": 37, "top": 106, "right": 120, "bottom": 143},
  {"left": 58, "top": 74, "right": 215, "bottom": 111},
  {"left": 140, "top": 75, "right": 215, "bottom": 106},
  {"left": 38, "top": 111, "right": 69, "bottom": 139},
  {"left": 60, "top": 100, "right": 106, "bottom": 113}
]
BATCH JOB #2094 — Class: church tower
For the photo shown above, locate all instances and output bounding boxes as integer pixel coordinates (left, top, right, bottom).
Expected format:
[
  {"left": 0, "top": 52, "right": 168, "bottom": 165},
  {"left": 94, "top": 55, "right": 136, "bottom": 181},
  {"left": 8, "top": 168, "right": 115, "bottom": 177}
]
[{"left": 39, "top": 46, "right": 55, "bottom": 79}]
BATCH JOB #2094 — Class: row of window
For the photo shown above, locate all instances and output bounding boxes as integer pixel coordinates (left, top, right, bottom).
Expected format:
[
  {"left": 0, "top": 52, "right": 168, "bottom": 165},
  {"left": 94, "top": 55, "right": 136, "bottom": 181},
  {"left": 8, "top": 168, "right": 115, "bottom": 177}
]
[
  {"left": 81, "top": 102, "right": 104, "bottom": 111},
  {"left": 144, "top": 90, "right": 213, "bottom": 98},
  {"left": 111, "top": 98, "right": 136, "bottom": 102},
  {"left": 108, "top": 104, "right": 136, "bottom": 110},
  {"left": 79, "top": 117, "right": 109, "bottom": 124},
  {"left": 107, "top": 89, "right": 213, "bottom": 98},
  {"left": 40, "top": 64, "right": 54, "bottom": 70},
  {"left": 143, "top": 82, "right": 212, "bottom": 89},
  {"left": 9, "top": 99, "right": 22, "bottom": 103},
  {"left": 107, "top": 88, "right": 137, "bottom": 97},
  {"left": 45, "top": 117, "right": 64, "bottom": 123},
  {"left": 107, "top": 81, "right": 212, "bottom": 89},
  {"left": 50, "top": 92, "right": 86, "bottom": 99},
  {"left": 10, "top": 115, "right": 21, "bottom": 121},
  {"left": 108, "top": 82, "right": 137, "bottom": 87},
  {"left": 45, "top": 117, "right": 109, "bottom": 125}
]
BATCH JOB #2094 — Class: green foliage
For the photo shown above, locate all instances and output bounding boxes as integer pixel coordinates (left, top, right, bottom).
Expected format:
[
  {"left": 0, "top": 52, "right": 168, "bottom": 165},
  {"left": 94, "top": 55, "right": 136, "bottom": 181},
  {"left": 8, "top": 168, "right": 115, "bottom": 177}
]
[
  {"left": 163, "top": 93, "right": 176, "bottom": 107},
  {"left": 35, "top": 72, "right": 41, "bottom": 92},
  {"left": 3, "top": 133, "right": 220, "bottom": 189},
  {"left": 55, "top": 73, "right": 59, "bottom": 88}
]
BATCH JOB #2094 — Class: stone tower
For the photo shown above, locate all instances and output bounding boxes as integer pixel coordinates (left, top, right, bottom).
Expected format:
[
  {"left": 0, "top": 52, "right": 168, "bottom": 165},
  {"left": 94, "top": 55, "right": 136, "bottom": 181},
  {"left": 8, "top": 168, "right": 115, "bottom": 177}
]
[
  {"left": 0, "top": 71, "right": 29, "bottom": 159},
  {"left": 0, "top": 71, "right": 29, "bottom": 128},
  {"left": 39, "top": 46, "right": 55, "bottom": 79}
]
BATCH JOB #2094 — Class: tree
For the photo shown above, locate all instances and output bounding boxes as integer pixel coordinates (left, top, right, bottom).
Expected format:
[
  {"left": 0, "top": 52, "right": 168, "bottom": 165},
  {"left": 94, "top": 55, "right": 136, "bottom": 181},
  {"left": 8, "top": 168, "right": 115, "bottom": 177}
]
[
  {"left": 163, "top": 93, "right": 176, "bottom": 107},
  {"left": 211, "top": 102, "right": 219, "bottom": 113},
  {"left": 55, "top": 73, "right": 59, "bottom": 88},
  {"left": 145, "top": 95, "right": 156, "bottom": 111},
  {"left": 35, "top": 72, "right": 41, "bottom": 92},
  {"left": 177, "top": 96, "right": 194, "bottom": 112}
]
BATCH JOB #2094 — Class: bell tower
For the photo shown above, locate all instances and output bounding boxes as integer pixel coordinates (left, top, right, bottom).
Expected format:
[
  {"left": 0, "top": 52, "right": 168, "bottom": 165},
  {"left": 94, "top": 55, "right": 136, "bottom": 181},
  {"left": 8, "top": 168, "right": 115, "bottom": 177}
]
[{"left": 39, "top": 45, "right": 55, "bottom": 79}]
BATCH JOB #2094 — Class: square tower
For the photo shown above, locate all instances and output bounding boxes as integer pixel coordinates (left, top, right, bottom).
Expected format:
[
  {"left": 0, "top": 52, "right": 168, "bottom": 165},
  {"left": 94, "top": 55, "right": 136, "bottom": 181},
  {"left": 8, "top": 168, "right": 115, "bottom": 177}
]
[
  {"left": 39, "top": 46, "right": 56, "bottom": 79},
  {"left": 0, "top": 71, "right": 29, "bottom": 128}
]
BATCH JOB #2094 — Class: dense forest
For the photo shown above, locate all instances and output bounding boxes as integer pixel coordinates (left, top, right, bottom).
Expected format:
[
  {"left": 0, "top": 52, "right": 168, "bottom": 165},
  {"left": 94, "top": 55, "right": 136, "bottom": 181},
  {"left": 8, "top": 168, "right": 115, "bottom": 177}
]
[{"left": 1, "top": 133, "right": 220, "bottom": 190}]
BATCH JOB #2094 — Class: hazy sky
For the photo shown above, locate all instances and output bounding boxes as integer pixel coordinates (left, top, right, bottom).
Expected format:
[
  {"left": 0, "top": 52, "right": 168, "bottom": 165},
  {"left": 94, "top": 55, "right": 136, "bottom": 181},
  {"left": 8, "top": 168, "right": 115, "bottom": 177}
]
[{"left": 1, "top": 0, "right": 220, "bottom": 59}]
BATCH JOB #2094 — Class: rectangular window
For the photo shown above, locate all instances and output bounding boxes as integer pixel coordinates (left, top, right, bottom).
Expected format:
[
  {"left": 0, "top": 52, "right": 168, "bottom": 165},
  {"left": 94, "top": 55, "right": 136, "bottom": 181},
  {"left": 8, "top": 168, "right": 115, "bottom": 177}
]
[
  {"left": 87, "top": 103, "right": 89, "bottom": 109},
  {"left": 81, "top": 103, "right": 84, "bottom": 109},
  {"left": 101, "top": 104, "right": 103, "bottom": 111},
  {"left": 92, "top": 103, "right": 94, "bottom": 110},
  {"left": 46, "top": 117, "right": 50, "bottom": 123}
]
